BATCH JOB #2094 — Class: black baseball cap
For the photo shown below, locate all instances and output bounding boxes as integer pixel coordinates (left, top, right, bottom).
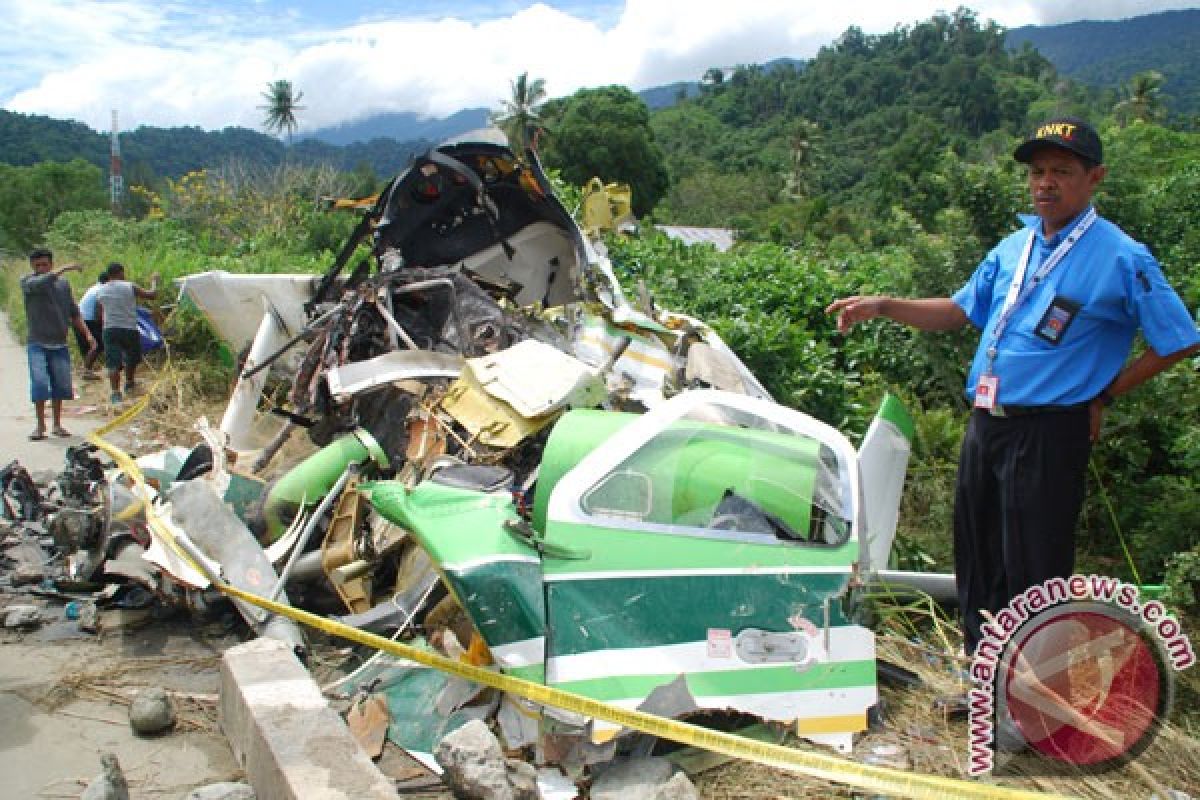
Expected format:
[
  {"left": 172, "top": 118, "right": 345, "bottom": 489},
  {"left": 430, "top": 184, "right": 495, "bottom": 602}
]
[{"left": 1014, "top": 116, "right": 1103, "bottom": 165}]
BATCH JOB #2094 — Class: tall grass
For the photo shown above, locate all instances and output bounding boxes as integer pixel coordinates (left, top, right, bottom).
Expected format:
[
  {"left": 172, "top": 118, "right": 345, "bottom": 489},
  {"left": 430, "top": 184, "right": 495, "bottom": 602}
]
[{"left": 1, "top": 160, "right": 356, "bottom": 332}]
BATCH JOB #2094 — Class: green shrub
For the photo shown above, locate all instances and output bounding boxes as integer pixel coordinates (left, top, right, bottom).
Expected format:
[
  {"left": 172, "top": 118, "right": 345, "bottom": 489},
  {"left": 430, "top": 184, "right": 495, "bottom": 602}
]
[{"left": 1164, "top": 545, "right": 1200, "bottom": 613}]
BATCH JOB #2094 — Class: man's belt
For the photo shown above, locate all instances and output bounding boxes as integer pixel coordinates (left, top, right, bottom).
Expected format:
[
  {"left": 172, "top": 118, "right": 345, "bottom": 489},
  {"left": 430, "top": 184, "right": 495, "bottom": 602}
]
[{"left": 985, "top": 402, "right": 1089, "bottom": 418}]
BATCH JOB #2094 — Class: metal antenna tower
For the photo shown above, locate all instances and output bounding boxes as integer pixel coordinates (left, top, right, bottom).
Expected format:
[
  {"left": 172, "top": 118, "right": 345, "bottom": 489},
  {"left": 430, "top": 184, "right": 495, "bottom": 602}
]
[{"left": 109, "top": 109, "right": 124, "bottom": 211}]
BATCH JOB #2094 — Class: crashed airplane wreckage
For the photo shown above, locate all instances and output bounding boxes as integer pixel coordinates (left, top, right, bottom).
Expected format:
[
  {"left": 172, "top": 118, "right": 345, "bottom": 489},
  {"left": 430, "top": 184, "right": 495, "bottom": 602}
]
[{"left": 5, "top": 129, "right": 939, "bottom": 763}]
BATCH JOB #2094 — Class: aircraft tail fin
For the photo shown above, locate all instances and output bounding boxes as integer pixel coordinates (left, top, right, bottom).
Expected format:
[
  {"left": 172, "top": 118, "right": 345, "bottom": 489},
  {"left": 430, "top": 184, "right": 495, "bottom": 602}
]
[{"left": 858, "top": 393, "right": 914, "bottom": 574}]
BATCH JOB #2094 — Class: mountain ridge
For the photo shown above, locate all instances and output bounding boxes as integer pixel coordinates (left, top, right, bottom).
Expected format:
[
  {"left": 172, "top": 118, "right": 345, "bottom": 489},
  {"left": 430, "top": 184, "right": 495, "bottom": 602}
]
[
  {"left": 2, "top": 10, "right": 1196, "bottom": 180},
  {"left": 1006, "top": 9, "right": 1200, "bottom": 117}
]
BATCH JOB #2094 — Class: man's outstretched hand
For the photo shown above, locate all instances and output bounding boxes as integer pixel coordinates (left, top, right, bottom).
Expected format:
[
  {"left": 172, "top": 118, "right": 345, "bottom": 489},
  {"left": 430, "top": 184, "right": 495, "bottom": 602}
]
[{"left": 825, "top": 295, "right": 887, "bottom": 334}]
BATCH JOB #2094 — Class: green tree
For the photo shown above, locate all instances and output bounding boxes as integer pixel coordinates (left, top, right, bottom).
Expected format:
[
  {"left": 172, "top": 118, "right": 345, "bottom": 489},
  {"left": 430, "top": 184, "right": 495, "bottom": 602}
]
[
  {"left": 784, "top": 118, "right": 822, "bottom": 199},
  {"left": 540, "top": 86, "right": 668, "bottom": 216},
  {"left": 491, "top": 72, "right": 547, "bottom": 153},
  {"left": 0, "top": 159, "right": 108, "bottom": 252},
  {"left": 1114, "top": 70, "right": 1166, "bottom": 125},
  {"left": 260, "top": 80, "right": 306, "bottom": 144}
]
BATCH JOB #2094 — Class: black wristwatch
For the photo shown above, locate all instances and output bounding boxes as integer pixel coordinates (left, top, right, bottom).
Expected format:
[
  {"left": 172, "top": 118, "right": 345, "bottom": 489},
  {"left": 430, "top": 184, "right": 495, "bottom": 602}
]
[{"left": 1098, "top": 390, "right": 1116, "bottom": 407}]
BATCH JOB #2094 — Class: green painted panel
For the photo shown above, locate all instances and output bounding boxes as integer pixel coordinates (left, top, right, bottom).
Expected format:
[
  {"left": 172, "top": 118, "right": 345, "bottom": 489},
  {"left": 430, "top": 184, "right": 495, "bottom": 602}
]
[
  {"left": 364, "top": 481, "right": 537, "bottom": 565},
  {"left": 443, "top": 560, "right": 546, "bottom": 648},
  {"left": 338, "top": 640, "right": 476, "bottom": 755},
  {"left": 543, "top": 521, "right": 856, "bottom": 574},
  {"left": 533, "top": 409, "right": 636, "bottom": 533},
  {"left": 546, "top": 574, "right": 851, "bottom": 656},
  {"left": 550, "top": 659, "right": 875, "bottom": 701},
  {"left": 877, "top": 393, "right": 914, "bottom": 441},
  {"left": 365, "top": 480, "right": 547, "bottom": 651},
  {"left": 222, "top": 473, "right": 266, "bottom": 524},
  {"left": 383, "top": 668, "right": 476, "bottom": 753}
]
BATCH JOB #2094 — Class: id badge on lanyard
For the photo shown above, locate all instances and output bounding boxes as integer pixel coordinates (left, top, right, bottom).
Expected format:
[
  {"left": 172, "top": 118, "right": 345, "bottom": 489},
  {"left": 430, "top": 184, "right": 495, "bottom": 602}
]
[{"left": 974, "top": 374, "right": 999, "bottom": 410}]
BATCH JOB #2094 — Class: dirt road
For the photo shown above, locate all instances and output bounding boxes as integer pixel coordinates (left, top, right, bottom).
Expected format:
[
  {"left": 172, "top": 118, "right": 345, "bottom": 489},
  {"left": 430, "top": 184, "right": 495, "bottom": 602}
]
[
  {"left": 0, "top": 311, "right": 103, "bottom": 471},
  {"left": 1, "top": 312, "right": 241, "bottom": 798}
]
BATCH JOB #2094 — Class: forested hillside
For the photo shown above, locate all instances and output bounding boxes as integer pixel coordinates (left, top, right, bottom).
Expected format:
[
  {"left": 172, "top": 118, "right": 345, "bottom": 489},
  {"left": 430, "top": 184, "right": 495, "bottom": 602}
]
[
  {"left": 638, "top": 9, "right": 1080, "bottom": 240},
  {"left": 0, "top": 110, "right": 427, "bottom": 183},
  {"left": 1007, "top": 9, "right": 1200, "bottom": 118}
]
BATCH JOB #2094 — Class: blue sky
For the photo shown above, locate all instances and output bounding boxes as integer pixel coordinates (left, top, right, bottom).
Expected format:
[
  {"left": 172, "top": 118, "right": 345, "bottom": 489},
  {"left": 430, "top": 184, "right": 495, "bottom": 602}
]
[{"left": 1, "top": 1, "right": 1194, "bottom": 134}]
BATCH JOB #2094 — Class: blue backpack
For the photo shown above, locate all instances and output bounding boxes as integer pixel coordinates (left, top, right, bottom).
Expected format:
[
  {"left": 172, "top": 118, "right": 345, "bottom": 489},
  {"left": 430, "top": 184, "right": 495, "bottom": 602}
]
[{"left": 137, "top": 307, "right": 165, "bottom": 352}]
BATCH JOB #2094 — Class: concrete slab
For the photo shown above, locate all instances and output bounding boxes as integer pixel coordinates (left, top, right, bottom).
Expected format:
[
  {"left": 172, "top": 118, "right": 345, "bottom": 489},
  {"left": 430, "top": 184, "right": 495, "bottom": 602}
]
[{"left": 219, "top": 638, "right": 398, "bottom": 799}]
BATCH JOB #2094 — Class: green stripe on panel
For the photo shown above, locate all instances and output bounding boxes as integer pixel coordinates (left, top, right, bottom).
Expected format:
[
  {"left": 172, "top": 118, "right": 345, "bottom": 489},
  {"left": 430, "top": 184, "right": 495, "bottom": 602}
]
[
  {"left": 550, "top": 659, "right": 875, "bottom": 701},
  {"left": 501, "top": 663, "right": 546, "bottom": 683}
]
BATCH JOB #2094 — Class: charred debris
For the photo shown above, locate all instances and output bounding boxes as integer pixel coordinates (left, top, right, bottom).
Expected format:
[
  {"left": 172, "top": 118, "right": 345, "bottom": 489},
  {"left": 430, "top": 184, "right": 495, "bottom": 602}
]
[{"left": 3, "top": 130, "right": 923, "bottom": 776}]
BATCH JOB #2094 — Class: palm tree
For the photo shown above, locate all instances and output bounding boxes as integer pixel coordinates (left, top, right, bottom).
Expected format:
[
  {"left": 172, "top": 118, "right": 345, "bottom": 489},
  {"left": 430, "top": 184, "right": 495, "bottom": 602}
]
[
  {"left": 491, "top": 72, "right": 546, "bottom": 153},
  {"left": 260, "top": 80, "right": 306, "bottom": 144},
  {"left": 784, "top": 118, "right": 821, "bottom": 199},
  {"left": 1115, "top": 71, "right": 1166, "bottom": 126}
]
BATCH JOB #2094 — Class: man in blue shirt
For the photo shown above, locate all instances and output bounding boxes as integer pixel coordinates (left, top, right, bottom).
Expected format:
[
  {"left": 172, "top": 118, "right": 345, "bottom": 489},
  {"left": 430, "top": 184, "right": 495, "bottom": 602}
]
[
  {"left": 826, "top": 117, "right": 1200, "bottom": 652},
  {"left": 75, "top": 266, "right": 109, "bottom": 378}
]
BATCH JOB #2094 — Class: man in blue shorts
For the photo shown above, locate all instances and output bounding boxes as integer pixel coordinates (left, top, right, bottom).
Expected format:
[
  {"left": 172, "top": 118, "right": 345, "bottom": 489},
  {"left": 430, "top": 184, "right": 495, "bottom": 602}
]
[
  {"left": 826, "top": 117, "right": 1200, "bottom": 653},
  {"left": 21, "top": 248, "right": 96, "bottom": 440},
  {"left": 95, "top": 262, "right": 158, "bottom": 403}
]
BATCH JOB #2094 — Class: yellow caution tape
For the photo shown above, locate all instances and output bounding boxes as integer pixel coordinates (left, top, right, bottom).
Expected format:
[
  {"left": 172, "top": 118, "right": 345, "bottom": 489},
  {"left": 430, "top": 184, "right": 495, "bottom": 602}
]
[
  {"left": 93, "top": 385, "right": 154, "bottom": 438},
  {"left": 86, "top": 401, "right": 1074, "bottom": 800},
  {"left": 218, "top": 582, "right": 1072, "bottom": 800}
]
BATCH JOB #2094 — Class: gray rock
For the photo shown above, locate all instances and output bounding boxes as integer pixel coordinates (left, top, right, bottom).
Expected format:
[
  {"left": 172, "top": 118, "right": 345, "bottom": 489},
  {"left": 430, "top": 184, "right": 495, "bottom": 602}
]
[
  {"left": 129, "top": 687, "right": 176, "bottom": 735},
  {"left": 505, "top": 758, "right": 540, "bottom": 800},
  {"left": 12, "top": 562, "right": 45, "bottom": 585},
  {"left": 434, "top": 719, "right": 514, "bottom": 800},
  {"left": 78, "top": 601, "right": 99, "bottom": 633},
  {"left": 655, "top": 772, "right": 701, "bottom": 800},
  {"left": 80, "top": 752, "right": 129, "bottom": 800},
  {"left": 183, "top": 783, "right": 257, "bottom": 800},
  {"left": 590, "top": 756, "right": 698, "bottom": 800},
  {"left": 3, "top": 604, "right": 40, "bottom": 628}
]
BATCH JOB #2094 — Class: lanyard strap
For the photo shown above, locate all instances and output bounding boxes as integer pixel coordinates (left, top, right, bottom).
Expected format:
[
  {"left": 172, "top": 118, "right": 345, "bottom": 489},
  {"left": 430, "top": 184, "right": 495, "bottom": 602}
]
[{"left": 986, "top": 207, "right": 1096, "bottom": 370}]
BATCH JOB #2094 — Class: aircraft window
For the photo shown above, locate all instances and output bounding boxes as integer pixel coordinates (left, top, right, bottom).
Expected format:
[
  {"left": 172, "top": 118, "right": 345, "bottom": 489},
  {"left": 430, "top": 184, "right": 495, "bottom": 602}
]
[
  {"left": 578, "top": 405, "right": 852, "bottom": 546},
  {"left": 580, "top": 469, "right": 653, "bottom": 521}
]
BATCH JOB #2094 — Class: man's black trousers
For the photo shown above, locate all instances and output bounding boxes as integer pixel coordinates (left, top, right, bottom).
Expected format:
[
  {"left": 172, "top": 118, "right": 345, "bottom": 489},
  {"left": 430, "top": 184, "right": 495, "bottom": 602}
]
[{"left": 953, "top": 407, "right": 1092, "bottom": 653}]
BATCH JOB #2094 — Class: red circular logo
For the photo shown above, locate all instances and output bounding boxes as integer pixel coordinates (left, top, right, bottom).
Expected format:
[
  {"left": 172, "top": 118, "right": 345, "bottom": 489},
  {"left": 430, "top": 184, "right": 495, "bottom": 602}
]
[{"left": 1000, "top": 603, "right": 1171, "bottom": 770}]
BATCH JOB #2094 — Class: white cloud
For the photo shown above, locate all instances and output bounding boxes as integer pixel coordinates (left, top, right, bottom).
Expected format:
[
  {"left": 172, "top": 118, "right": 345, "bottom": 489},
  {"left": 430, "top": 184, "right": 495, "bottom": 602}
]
[{"left": 1, "top": 0, "right": 1194, "bottom": 134}]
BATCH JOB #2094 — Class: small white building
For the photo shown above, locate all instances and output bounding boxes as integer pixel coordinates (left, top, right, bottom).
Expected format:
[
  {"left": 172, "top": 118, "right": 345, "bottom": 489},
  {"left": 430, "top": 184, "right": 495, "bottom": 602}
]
[{"left": 654, "top": 225, "right": 736, "bottom": 253}]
